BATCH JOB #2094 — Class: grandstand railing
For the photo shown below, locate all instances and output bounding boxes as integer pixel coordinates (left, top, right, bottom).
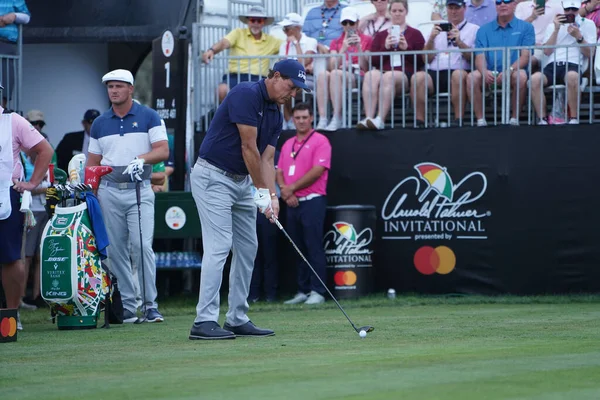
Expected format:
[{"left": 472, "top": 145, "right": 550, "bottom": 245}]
[
  {"left": 0, "top": 24, "right": 23, "bottom": 113},
  {"left": 193, "top": 43, "right": 599, "bottom": 131}
]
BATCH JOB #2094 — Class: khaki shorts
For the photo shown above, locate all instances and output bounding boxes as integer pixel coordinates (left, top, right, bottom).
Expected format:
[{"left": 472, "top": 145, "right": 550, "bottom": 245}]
[{"left": 24, "top": 211, "right": 49, "bottom": 257}]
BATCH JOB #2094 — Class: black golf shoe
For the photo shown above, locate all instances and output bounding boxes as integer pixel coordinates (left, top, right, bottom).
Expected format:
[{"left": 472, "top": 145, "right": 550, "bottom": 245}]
[
  {"left": 223, "top": 321, "right": 275, "bottom": 337},
  {"left": 189, "top": 321, "right": 235, "bottom": 340}
]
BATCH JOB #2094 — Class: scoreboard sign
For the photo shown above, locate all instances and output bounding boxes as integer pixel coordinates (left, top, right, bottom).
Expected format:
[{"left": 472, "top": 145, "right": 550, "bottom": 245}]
[{"left": 152, "top": 30, "right": 180, "bottom": 130}]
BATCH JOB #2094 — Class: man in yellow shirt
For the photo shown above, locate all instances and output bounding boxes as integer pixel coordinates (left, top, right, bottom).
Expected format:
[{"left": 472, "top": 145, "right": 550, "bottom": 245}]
[{"left": 202, "top": 5, "right": 281, "bottom": 102}]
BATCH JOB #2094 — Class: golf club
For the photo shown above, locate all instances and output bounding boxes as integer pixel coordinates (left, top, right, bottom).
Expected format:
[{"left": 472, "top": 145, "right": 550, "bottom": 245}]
[
  {"left": 134, "top": 180, "right": 147, "bottom": 324},
  {"left": 272, "top": 217, "right": 374, "bottom": 335}
]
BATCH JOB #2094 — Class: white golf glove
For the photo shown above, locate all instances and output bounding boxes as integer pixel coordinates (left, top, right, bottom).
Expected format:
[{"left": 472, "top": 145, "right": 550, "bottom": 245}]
[
  {"left": 123, "top": 157, "right": 145, "bottom": 182},
  {"left": 253, "top": 188, "right": 272, "bottom": 214}
]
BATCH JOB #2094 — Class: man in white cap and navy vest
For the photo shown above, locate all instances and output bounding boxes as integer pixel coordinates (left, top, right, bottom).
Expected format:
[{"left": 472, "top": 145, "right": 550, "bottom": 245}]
[{"left": 86, "top": 69, "right": 169, "bottom": 323}]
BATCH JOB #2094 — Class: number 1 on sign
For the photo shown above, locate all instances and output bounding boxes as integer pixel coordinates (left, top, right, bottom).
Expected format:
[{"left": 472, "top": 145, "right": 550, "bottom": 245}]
[{"left": 165, "top": 62, "right": 170, "bottom": 88}]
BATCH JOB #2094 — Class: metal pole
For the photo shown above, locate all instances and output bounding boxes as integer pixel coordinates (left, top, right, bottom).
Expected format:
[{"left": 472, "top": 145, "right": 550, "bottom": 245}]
[{"left": 173, "top": 26, "right": 189, "bottom": 191}]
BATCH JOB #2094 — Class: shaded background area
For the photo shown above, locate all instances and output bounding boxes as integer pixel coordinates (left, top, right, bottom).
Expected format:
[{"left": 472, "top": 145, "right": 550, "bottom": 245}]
[{"left": 23, "top": 0, "right": 196, "bottom": 43}]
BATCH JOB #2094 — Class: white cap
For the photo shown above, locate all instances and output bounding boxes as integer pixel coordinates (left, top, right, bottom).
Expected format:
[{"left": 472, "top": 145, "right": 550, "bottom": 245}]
[
  {"left": 340, "top": 7, "right": 359, "bottom": 23},
  {"left": 278, "top": 12, "right": 303, "bottom": 27},
  {"left": 562, "top": 0, "right": 582, "bottom": 8},
  {"left": 102, "top": 69, "right": 134, "bottom": 85}
]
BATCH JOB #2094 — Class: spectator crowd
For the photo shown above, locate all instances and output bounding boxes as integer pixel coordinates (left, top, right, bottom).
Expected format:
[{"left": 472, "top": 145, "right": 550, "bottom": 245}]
[{"left": 202, "top": 0, "right": 599, "bottom": 128}]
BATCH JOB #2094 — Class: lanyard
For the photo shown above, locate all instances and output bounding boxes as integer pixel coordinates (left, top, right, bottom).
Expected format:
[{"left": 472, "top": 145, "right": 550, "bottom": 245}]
[
  {"left": 321, "top": 4, "right": 340, "bottom": 28},
  {"left": 370, "top": 17, "right": 389, "bottom": 35},
  {"left": 447, "top": 20, "right": 468, "bottom": 47},
  {"left": 291, "top": 130, "right": 316, "bottom": 160}
]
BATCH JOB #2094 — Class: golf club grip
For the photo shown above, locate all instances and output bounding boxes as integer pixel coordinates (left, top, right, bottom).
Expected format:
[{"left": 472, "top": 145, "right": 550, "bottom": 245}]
[{"left": 135, "top": 181, "right": 141, "bottom": 205}]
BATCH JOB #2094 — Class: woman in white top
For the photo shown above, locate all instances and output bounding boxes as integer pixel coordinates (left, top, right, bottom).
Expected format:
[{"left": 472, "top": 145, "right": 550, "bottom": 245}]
[
  {"left": 277, "top": 13, "right": 318, "bottom": 129},
  {"left": 358, "top": 0, "right": 392, "bottom": 36}
]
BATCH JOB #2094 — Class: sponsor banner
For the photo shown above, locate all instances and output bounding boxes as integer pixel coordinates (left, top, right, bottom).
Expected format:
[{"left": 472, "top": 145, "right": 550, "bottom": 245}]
[
  {"left": 324, "top": 206, "right": 376, "bottom": 298},
  {"left": 41, "top": 236, "right": 73, "bottom": 301},
  {"left": 0, "top": 309, "right": 18, "bottom": 343},
  {"left": 270, "top": 125, "right": 600, "bottom": 295}
]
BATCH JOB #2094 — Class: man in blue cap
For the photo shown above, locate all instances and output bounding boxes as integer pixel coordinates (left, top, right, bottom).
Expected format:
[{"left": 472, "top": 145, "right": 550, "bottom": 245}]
[
  {"left": 55, "top": 109, "right": 101, "bottom": 172},
  {"left": 189, "top": 59, "right": 310, "bottom": 340}
]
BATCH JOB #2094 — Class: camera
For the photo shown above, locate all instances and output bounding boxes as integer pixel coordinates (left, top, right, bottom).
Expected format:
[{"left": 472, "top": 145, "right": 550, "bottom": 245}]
[
  {"left": 439, "top": 23, "right": 452, "bottom": 32},
  {"left": 560, "top": 14, "right": 576, "bottom": 23}
]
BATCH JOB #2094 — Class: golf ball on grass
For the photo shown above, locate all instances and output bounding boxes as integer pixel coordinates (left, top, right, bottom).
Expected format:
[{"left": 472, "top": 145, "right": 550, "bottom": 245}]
[{"left": 359, "top": 330, "right": 367, "bottom": 338}]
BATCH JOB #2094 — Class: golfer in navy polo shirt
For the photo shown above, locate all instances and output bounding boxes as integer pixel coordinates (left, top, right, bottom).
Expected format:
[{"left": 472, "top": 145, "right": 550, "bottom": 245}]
[{"left": 189, "top": 59, "right": 310, "bottom": 340}]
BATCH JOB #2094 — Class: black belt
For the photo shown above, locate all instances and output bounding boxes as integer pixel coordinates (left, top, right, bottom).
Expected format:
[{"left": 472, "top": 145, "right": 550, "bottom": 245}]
[{"left": 196, "top": 158, "right": 247, "bottom": 182}]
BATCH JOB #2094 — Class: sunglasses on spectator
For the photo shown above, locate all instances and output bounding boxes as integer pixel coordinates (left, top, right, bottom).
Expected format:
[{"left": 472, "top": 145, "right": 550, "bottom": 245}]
[
  {"left": 564, "top": 7, "right": 579, "bottom": 11},
  {"left": 31, "top": 121, "right": 45, "bottom": 128},
  {"left": 495, "top": 0, "right": 514, "bottom": 4},
  {"left": 249, "top": 18, "right": 265, "bottom": 24},
  {"left": 372, "top": 0, "right": 387, "bottom": 2},
  {"left": 341, "top": 20, "right": 356, "bottom": 26}
]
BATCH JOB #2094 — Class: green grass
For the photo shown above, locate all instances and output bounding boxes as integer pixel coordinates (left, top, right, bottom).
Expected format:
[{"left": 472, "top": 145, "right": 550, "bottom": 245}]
[{"left": 3, "top": 295, "right": 600, "bottom": 400}]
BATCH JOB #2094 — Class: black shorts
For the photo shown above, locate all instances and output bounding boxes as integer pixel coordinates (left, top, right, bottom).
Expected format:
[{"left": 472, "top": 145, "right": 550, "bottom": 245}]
[
  {"left": 427, "top": 70, "right": 459, "bottom": 93},
  {"left": 543, "top": 62, "right": 582, "bottom": 86},
  {"left": 0, "top": 188, "right": 24, "bottom": 264}
]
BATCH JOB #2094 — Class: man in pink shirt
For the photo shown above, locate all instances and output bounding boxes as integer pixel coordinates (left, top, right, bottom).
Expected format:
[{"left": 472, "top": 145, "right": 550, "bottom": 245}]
[
  {"left": 277, "top": 102, "right": 331, "bottom": 305},
  {"left": 0, "top": 99, "right": 53, "bottom": 329}
]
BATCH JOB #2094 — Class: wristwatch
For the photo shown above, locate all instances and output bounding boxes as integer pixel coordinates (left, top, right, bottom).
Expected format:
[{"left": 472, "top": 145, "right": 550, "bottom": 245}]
[
  {"left": 577, "top": 36, "right": 584, "bottom": 43},
  {"left": 270, "top": 193, "right": 277, "bottom": 198}
]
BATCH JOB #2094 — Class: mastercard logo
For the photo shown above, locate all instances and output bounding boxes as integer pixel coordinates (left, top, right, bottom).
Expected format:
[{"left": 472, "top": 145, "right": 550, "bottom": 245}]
[
  {"left": 334, "top": 270, "right": 357, "bottom": 286},
  {"left": 414, "top": 246, "right": 456, "bottom": 275},
  {"left": 0, "top": 316, "right": 17, "bottom": 338}
]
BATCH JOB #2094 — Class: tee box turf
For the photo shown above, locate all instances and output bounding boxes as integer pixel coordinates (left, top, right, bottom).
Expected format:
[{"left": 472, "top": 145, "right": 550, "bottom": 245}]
[{"left": 0, "top": 308, "right": 18, "bottom": 343}]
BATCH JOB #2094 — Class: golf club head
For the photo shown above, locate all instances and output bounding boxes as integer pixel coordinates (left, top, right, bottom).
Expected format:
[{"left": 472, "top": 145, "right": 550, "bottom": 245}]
[
  {"left": 134, "top": 317, "right": 146, "bottom": 324},
  {"left": 359, "top": 325, "right": 374, "bottom": 333},
  {"left": 68, "top": 154, "right": 87, "bottom": 184},
  {"left": 54, "top": 167, "right": 68, "bottom": 185},
  {"left": 85, "top": 165, "right": 113, "bottom": 190}
]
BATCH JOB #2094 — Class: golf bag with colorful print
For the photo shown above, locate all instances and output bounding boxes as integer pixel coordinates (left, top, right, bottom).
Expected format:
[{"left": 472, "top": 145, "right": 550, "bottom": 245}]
[{"left": 40, "top": 201, "right": 110, "bottom": 329}]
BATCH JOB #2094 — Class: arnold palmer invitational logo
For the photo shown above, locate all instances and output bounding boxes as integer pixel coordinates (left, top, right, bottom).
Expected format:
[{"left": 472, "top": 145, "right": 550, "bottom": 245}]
[
  {"left": 381, "top": 162, "right": 491, "bottom": 274},
  {"left": 324, "top": 222, "right": 373, "bottom": 265}
]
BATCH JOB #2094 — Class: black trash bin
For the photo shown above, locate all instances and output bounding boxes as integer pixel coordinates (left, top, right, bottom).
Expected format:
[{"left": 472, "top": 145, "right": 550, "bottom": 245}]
[{"left": 323, "top": 205, "right": 376, "bottom": 299}]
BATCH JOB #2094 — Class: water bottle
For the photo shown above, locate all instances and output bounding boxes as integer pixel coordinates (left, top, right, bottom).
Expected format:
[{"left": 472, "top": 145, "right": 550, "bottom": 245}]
[
  {"left": 387, "top": 288, "right": 396, "bottom": 299},
  {"left": 489, "top": 71, "right": 499, "bottom": 92}
]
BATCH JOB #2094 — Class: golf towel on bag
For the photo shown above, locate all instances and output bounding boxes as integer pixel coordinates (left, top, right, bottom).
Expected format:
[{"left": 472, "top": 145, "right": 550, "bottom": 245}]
[
  {"left": 85, "top": 192, "right": 109, "bottom": 260},
  {"left": 40, "top": 202, "right": 110, "bottom": 319}
]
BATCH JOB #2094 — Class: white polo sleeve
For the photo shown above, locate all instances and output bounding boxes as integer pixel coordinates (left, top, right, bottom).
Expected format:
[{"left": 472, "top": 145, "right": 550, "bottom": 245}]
[{"left": 148, "top": 113, "right": 168, "bottom": 143}]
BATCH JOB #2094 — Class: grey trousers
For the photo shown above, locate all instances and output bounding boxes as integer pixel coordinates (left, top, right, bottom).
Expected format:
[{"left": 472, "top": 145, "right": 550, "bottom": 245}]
[
  {"left": 190, "top": 162, "right": 257, "bottom": 326},
  {"left": 98, "top": 182, "right": 158, "bottom": 313}
]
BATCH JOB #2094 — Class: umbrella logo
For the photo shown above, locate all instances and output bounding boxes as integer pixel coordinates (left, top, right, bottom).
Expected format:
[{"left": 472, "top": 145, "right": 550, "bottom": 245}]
[
  {"left": 333, "top": 222, "right": 357, "bottom": 243},
  {"left": 415, "top": 162, "right": 454, "bottom": 202}
]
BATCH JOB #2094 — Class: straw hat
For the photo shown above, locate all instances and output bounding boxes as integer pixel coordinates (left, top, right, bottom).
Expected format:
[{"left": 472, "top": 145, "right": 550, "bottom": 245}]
[{"left": 239, "top": 5, "right": 275, "bottom": 26}]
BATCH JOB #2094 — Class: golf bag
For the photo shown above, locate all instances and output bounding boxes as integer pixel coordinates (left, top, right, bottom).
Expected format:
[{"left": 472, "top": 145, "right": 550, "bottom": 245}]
[{"left": 40, "top": 202, "right": 110, "bottom": 329}]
